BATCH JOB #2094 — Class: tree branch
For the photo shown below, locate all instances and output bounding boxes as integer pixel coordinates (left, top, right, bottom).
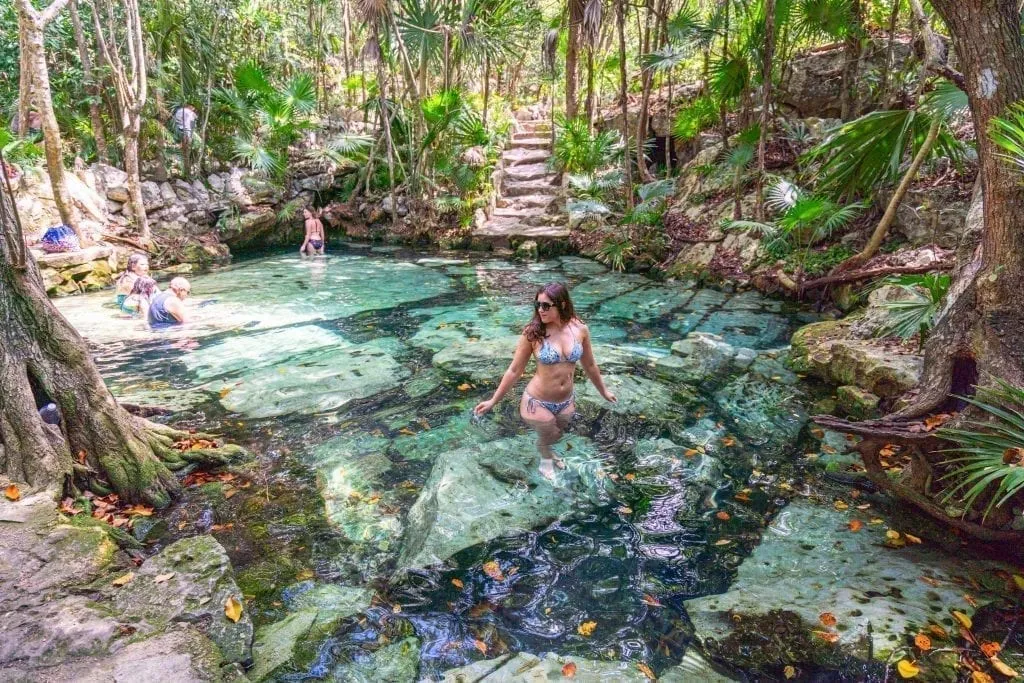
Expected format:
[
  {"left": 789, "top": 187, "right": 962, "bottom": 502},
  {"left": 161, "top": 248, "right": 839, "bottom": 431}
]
[
  {"left": 40, "top": 0, "right": 71, "bottom": 24},
  {"left": 800, "top": 262, "right": 954, "bottom": 291}
]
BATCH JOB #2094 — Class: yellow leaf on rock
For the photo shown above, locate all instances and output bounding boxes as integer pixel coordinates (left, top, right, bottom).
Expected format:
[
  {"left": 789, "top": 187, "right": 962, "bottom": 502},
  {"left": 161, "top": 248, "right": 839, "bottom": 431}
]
[
  {"left": 904, "top": 533, "right": 922, "bottom": 544},
  {"left": 457, "top": 383, "right": 472, "bottom": 391},
  {"left": 971, "top": 672, "right": 994, "bottom": 683},
  {"left": 218, "top": 387, "right": 232, "bottom": 398},
  {"left": 834, "top": 500, "right": 849, "bottom": 510},
  {"left": 562, "top": 662, "right": 577, "bottom": 678},
  {"left": 112, "top": 572, "right": 134, "bottom": 586},
  {"left": 784, "top": 665, "right": 797, "bottom": 679},
  {"left": 1013, "top": 574, "right": 1024, "bottom": 591},
  {"left": 451, "top": 578, "right": 464, "bottom": 589},
  {"left": 684, "top": 448, "right": 700, "bottom": 457},
  {"left": 224, "top": 595, "right": 243, "bottom": 623},
  {"left": 4, "top": 484, "right": 20, "bottom": 501},
  {"left": 952, "top": 610, "right": 973, "bottom": 629},
  {"left": 637, "top": 663, "right": 656, "bottom": 680},
  {"left": 482, "top": 560, "right": 504, "bottom": 581},
  {"left": 577, "top": 621, "right": 597, "bottom": 637},
  {"left": 897, "top": 659, "right": 920, "bottom": 678}
]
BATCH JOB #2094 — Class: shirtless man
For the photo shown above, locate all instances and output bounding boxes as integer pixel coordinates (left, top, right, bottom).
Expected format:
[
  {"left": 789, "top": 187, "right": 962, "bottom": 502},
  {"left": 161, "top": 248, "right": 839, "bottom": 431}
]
[{"left": 300, "top": 208, "right": 325, "bottom": 256}]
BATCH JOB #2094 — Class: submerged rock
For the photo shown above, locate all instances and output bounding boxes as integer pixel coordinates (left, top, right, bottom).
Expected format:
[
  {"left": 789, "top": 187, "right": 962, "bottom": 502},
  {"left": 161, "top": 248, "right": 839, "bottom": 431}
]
[
  {"left": 713, "top": 375, "right": 808, "bottom": 457},
  {"left": 113, "top": 534, "right": 254, "bottom": 664},
  {"left": 332, "top": 636, "right": 421, "bottom": 682},
  {"left": 398, "top": 435, "right": 607, "bottom": 570},
  {"left": 685, "top": 500, "right": 1010, "bottom": 668}
]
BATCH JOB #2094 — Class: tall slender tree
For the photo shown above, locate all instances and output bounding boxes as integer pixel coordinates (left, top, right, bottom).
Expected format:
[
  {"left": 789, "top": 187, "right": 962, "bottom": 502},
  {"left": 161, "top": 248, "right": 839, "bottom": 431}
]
[
  {"left": 68, "top": 0, "right": 109, "bottom": 163},
  {"left": 616, "top": 0, "right": 633, "bottom": 208},
  {"left": 756, "top": 0, "right": 776, "bottom": 221},
  {"left": 14, "top": 0, "right": 81, "bottom": 239}
]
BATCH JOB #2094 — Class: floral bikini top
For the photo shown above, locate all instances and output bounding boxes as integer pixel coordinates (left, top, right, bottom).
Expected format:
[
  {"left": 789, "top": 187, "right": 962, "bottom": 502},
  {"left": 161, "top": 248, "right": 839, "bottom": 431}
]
[{"left": 536, "top": 326, "right": 583, "bottom": 365}]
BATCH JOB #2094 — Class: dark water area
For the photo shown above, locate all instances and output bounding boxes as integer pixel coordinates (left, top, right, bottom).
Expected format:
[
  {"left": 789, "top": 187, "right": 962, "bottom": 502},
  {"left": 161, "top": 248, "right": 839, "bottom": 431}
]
[{"left": 57, "top": 246, "right": 858, "bottom": 680}]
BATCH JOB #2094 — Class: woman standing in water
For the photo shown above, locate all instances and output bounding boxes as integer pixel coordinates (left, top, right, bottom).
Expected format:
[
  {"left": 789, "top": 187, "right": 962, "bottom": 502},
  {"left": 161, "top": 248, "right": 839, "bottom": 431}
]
[{"left": 474, "top": 282, "right": 616, "bottom": 479}]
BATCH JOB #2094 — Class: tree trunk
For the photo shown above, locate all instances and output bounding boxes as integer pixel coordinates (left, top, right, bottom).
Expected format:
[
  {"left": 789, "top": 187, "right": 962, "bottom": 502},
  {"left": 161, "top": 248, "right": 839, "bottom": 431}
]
[
  {"left": 845, "top": 116, "right": 941, "bottom": 268},
  {"left": 756, "top": 0, "right": 776, "bottom": 222},
  {"left": 566, "top": 0, "right": 582, "bottom": 118},
  {"left": 68, "top": 0, "right": 108, "bottom": 163},
  {"left": 879, "top": 0, "right": 901, "bottom": 107},
  {"left": 616, "top": 0, "right": 633, "bottom": 209},
  {"left": 634, "top": 0, "right": 658, "bottom": 183},
  {"left": 15, "top": 0, "right": 81, "bottom": 239},
  {"left": 839, "top": 0, "right": 863, "bottom": 120},
  {"left": 483, "top": 53, "right": 490, "bottom": 128},
  {"left": 585, "top": 46, "right": 596, "bottom": 130},
  {"left": 890, "top": 0, "right": 1024, "bottom": 420},
  {"left": 17, "top": 30, "right": 33, "bottom": 137}
]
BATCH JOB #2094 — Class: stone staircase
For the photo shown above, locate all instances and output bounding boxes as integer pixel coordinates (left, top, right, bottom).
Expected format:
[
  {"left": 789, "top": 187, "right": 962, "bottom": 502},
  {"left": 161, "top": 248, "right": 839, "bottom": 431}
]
[{"left": 474, "top": 120, "right": 568, "bottom": 249}]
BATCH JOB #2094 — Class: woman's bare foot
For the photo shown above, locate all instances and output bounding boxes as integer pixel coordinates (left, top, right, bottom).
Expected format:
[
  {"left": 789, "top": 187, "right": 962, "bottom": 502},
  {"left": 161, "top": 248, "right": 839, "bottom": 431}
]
[
  {"left": 552, "top": 455, "right": 566, "bottom": 470},
  {"left": 539, "top": 457, "right": 556, "bottom": 481}
]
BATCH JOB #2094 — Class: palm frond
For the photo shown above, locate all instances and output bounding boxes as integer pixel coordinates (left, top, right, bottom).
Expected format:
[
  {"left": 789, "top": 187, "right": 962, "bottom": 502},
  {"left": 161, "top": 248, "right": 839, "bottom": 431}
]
[
  {"left": 727, "top": 219, "right": 779, "bottom": 238},
  {"left": 767, "top": 178, "right": 802, "bottom": 211}
]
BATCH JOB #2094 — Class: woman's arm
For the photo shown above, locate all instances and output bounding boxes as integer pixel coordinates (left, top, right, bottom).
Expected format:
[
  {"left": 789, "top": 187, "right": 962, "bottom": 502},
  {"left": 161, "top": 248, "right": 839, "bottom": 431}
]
[
  {"left": 474, "top": 334, "right": 533, "bottom": 415},
  {"left": 578, "top": 324, "right": 616, "bottom": 402},
  {"left": 300, "top": 221, "right": 311, "bottom": 251}
]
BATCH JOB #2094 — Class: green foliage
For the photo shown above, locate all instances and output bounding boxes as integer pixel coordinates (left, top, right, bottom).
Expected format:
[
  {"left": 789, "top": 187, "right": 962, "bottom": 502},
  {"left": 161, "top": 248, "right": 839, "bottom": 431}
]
[
  {"left": 567, "top": 170, "right": 624, "bottom": 201},
  {"left": 795, "top": 244, "right": 854, "bottom": 277},
  {"left": 626, "top": 179, "right": 675, "bottom": 225},
  {"left": 939, "top": 380, "right": 1024, "bottom": 519},
  {"left": 0, "top": 129, "right": 44, "bottom": 166},
  {"left": 875, "top": 273, "right": 951, "bottom": 343},
  {"left": 792, "top": 0, "right": 855, "bottom": 40},
  {"left": 552, "top": 116, "right": 623, "bottom": 175},
  {"left": 990, "top": 101, "right": 1024, "bottom": 175},
  {"left": 596, "top": 237, "right": 634, "bottom": 271},
  {"left": 721, "top": 124, "right": 761, "bottom": 171},
  {"left": 672, "top": 96, "right": 720, "bottom": 143}
]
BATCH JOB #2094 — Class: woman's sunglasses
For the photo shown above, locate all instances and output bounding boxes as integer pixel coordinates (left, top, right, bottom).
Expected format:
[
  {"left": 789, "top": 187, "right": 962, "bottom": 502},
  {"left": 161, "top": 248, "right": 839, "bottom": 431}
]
[{"left": 534, "top": 301, "right": 555, "bottom": 312}]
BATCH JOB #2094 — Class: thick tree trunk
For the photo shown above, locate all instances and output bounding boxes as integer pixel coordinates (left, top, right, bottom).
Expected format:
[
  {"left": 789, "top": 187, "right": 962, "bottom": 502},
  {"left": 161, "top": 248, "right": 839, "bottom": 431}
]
[
  {"left": 15, "top": 0, "right": 81, "bottom": 239},
  {"left": 890, "top": 0, "right": 1024, "bottom": 419},
  {"left": 122, "top": 118, "right": 150, "bottom": 240},
  {"left": 68, "top": 0, "right": 108, "bottom": 163},
  {"left": 616, "top": 0, "right": 633, "bottom": 209}
]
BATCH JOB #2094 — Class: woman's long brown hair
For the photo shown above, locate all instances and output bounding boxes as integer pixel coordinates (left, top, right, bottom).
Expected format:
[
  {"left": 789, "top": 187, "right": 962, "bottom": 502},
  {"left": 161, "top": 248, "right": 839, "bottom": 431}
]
[{"left": 524, "top": 282, "right": 578, "bottom": 343}]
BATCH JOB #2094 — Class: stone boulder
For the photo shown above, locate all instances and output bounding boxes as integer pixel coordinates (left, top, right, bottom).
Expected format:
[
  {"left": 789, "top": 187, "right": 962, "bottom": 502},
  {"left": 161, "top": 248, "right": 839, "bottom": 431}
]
[
  {"left": 216, "top": 205, "right": 278, "bottom": 248},
  {"left": 34, "top": 245, "right": 117, "bottom": 297},
  {"left": 891, "top": 184, "right": 972, "bottom": 249},
  {"left": 93, "top": 163, "right": 130, "bottom": 202},
  {"left": 112, "top": 535, "right": 254, "bottom": 665}
]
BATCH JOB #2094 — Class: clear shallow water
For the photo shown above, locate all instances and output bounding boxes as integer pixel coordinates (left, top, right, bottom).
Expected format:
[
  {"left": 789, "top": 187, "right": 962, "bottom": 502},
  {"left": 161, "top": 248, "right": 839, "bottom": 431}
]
[{"left": 57, "top": 247, "right": 817, "bottom": 679}]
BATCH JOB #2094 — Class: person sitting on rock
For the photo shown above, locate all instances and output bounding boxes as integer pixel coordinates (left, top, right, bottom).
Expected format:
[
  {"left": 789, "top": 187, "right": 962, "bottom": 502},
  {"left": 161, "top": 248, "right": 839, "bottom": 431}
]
[
  {"left": 299, "top": 208, "right": 325, "bottom": 256},
  {"left": 148, "top": 277, "right": 191, "bottom": 326},
  {"left": 114, "top": 253, "right": 153, "bottom": 310},
  {"left": 474, "top": 282, "right": 616, "bottom": 480},
  {"left": 121, "top": 276, "right": 159, "bottom": 319}
]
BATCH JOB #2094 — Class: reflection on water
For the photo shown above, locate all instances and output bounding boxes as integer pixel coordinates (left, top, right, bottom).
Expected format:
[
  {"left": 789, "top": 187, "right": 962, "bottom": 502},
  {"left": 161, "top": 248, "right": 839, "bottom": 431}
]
[{"left": 57, "top": 246, "right": 813, "bottom": 679}]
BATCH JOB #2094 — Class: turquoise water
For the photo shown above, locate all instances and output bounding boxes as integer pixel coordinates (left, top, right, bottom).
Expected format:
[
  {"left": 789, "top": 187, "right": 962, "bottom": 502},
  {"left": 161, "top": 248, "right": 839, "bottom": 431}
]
[{"left": 57, "top": 246, "right": 818, "bottom": 679}]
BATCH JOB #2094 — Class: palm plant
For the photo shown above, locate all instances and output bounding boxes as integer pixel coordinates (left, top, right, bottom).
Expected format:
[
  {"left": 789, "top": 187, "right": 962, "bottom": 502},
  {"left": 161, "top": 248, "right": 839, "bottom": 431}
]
[
  {"left": 875, "top": 273, "right": 951, "bottom": 345},
  {"left": 552, "top": 116, "right": 624, "bottom": 175},
  {"left": 938, "top": 379, "right": 1024, "bottom": 520},
  {"left": 990, "top": 101, "right": 1024, "bottom": 174},
  {"left": 625, "top": 179, "right": 675, "bottom": 226},
  {"left": 596, "top": 236, "right": 633, "bottom": 271}
]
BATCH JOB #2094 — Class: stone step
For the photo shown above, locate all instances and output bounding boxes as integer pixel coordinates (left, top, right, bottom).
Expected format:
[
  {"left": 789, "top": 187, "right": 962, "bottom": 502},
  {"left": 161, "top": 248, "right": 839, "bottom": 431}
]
[
  {"left": 488, "top": 212, "right": 562, "bottom": 228},
  {"left": 496, "top": 193, "right": 560, "bottom": 210},
  {"left": 474, "top": 222, "right": 571, "bottom": 239},
  {"left": 503, "top": 180, "right": 559, "bottom": 197},
  {"left": 504, "top": 163, "right": 554, "bottom": 182},
  {"left": 508, "top": 137, "right": 551, "bottom": 150},
  {"left": 502, "top": 148, "right": 551, "bottom": 167}
]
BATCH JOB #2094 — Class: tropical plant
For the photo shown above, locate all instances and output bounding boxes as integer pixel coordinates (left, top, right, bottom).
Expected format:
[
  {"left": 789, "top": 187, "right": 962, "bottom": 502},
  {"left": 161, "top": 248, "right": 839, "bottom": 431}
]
[
  {"left": 875, "top": 273, "right": 951, "bottom": 344},
  {"left": 596, "top": 236, "right": 633, "bottom": 271},
  {"left": 990, "top": 101, "right": 1024, "bottom": 174},
  {"left": 672, "top": 96, "right": 720, "bottom": 143},
  {"left": 938, "top": 379, "right": 1024, "bottom": 520},
  {"left": 552, "top": 116, "right": 623, "bottom": 175},
  {"left": 0, "top": 129, "right": 43, "bottom": 166},
  {"left": 625, "top": 179, "right": 675, "bottom": 225}
]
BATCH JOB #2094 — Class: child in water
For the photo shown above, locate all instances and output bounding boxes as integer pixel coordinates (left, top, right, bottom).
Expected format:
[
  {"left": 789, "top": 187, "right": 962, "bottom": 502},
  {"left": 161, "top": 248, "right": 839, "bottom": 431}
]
[{"left": 121, "top": 277, "right": 159, "bottom": 319}]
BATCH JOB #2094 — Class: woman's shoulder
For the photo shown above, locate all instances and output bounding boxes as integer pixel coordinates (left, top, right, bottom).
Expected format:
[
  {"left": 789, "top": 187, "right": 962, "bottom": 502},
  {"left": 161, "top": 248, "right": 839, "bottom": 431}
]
[{"left": 571, "top": 319, "right": 589, "bottom": 335}]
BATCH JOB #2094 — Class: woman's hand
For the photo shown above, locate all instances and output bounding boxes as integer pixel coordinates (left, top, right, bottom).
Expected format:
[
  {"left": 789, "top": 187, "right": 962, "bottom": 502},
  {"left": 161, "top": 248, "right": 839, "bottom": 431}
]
[
  {"left": 601, "top": 389, "right": 617, "bottom": 403},
  {"left": 474, "top": 398, "right": 496, "bottom": 415}
]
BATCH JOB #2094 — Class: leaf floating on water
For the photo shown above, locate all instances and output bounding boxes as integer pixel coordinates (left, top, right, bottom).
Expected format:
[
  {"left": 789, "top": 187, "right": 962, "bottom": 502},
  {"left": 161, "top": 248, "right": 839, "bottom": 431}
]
[
  {"left": 819, "top": 612, "right": 837, "bottom": 627},
  {"left": 914, "top": 634, "right": 932, "bottom": 651},
  {"left": 714, "top": 539, "right": 732, "bottom": 546},
  {"left": 451, "top": 578, "right": 464, "bottom": 589},
  {"left": 952, "top": 610, "right": 973, "bottom": 629},
  {"left": 979, "top": 641, "right": 1002, "bottom": 658},
  {"left": 224, "top": 595, "right": 243, "bottom": 623},
  {"left": 577, "top": 621, "right": 597, "bottom": 637},
  {"left": 562, "top": 662, "right": 577, "bottom": 678},
  {"left": 784, "top": 665, "right": 797, "bottom": 679},
  {"left": 482, "top": 560, "right": 504, "bottom": 581},
  {"left": 812, "top": 630, "right": 839, "bottom": 643},
  {"left": 457, "top": 383, "right": 472, "bottom": 391},
  {"left": 848, "top": 519, "right": 863, "bottom": 532},
  {"left": 153, "top": 572, "right": 175, "bottom": 584},
  {"left": 4, "top": 484, "right": 21, "bottom": 501},
  {"left": 112, "top": 572, "right": 134, "bottom": 586},
  {"left": 897, "top": 659, "right": 920, "bottom": 678},
  {"left": 904, "top": 533, "right": 922, "bottom": 545},
  {"left": 834, "top": 500, "right": 849, "bottom": 510},
  {"left": 971, "top": 672, "right": 995, "bottom": 683},
  {"left": 928, "top": 624, "right": 948, "bottom": 639},
  {"left": 989, "top": 656, "right": 1019, "bottom": 678},
  {"left": 716, "top": 511, "right": 731, "bottom": 521},
  {"left": 637, "top": 662, "right": 656, "bottom": 680},
  {"left": 473, "top": 639, "right": 487, "bottom": 654}
]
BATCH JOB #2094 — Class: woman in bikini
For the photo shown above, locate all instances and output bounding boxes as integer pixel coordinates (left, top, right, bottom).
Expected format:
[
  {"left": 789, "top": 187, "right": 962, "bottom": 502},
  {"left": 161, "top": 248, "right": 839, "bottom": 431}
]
[
  {"left": 474, "top": 282, "right": 616, "bottom": 479},
  {"left": 300, "top": 208, "right": 325, "bottom": 256}
]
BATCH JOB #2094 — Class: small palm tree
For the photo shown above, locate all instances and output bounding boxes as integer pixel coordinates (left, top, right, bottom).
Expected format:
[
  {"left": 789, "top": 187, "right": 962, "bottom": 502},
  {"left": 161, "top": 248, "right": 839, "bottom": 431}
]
[
  {"left": 875, "top": 273, "right": 952, "bottom": 346},
  {"left": 552, "top": 116, "right": 624, "bottom": 175}
]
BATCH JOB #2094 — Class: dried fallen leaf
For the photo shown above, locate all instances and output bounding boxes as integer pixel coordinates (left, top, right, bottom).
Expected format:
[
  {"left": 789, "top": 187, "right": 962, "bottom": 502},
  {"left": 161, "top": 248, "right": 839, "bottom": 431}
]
[
  {"left": 59, "top": 498, "right": 82, "bottom": 515},
  {"left": 637, "top": 662, "right": 656, "bottom": 680},
  {"left": 218, "top": 387, "right": 232, "bottom": 398},
  {"left": 624, "top": 473, "right": 636, "bottom": 481},
  {"left": 451, "top": 578, "right": 464, "bottom": 589},
  {"left": 819, "top": 612, "right": 838, "bottom": 627},
  {"left": 577, "top": 621, "right": 597, "bottom": 637},
  {"left": 482, "top": 560, "right": 504, "bottom": 581},
  {"left": 834, "top": 500, "right": 849, "bottom": 510},
  {"left": 153, "top": 572, "right": 175, "bottom": 584},
  {"left": 914, "top": 634, "right": 932, "bottom": 651},
  {"left": 734, "top": 491, "right": 751, "bottom": 502},
  {"left": 721, "top": 436, "right": 736, "bottom": 447},
  {"left": 716, "top": 511, "right": 731, "bottom": 521},
  {"left": 971, "top": 672, "right": 994, "bottom": 683},
  {"left": 963, "top": 594, "right": 979, "bottom": 608},
  {"left": 928, "top": 624, "right": 949, "bottom": 639},
  {"left": 1002, "top": 447, "right": 1024, "bottom": 465},
  {"left": 784, "top": 665, "right": 797, "bottom": 679},
  {"left": 952, "top": 610, "right": 973, "bottom": 630},
  {"left": 904, "top": 533, "right": 922, "bottom": 545},
  {"left": 848, "top": 519, "right": 863, "bottom": 532},
  {"left": 457, "top": 383, "right": 472, "bottom": 391},
  {"left": 979, "top": 641, "right": 1002, "bottom": 658},
  {"left": 1014, "top": 574, "right": 1024, "bottom": 591},
  {"left": 562, "top": 662, "right": 577, "bottom": 678},
  {"left": 897, "top": 659, "right": 920, "bottom": 678},
  {"left": 714, "top": 539, "right": 732, "bottom": 546},
  {"left": 618, "top": 506, "right": 633, "bottom": 514},
  {"left": 4, "top": 484, "right": 20, "bottom": 501},
  {"left": 813, "top": 630, "right": 840, "bottom": 643},
  {"left": 224, "top": 595, "right": 243, "bottom": 623},
  {"left": 810, "top": 428, "right": 825, "bottom": 439},
  {"left": 990, "top": 656, "right": 1019, "bottom": 678},
  {"left": 924, "top": 414, "right": 951, "bottom": 431},
  {"left": 641, "top": 594, "right": 662, "bottom": 607},
  {"left": 473, "top": 639, "right": 487, "bottom": 654},
  {"left": 684, "top": 448, "right": 700, "bottom": 457},
  {"left": 125, "top": 505, "right": 154, "bottom": 517},
  {"left": 112, "top": 572, "right": 134, "bottom": 586}
]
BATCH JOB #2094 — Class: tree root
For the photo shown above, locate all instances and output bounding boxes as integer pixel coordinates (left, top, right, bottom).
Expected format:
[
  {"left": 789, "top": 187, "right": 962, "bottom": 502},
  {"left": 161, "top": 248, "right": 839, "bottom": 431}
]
[{"left": 140, "top": 420, "right": 247, "bottom": 473}]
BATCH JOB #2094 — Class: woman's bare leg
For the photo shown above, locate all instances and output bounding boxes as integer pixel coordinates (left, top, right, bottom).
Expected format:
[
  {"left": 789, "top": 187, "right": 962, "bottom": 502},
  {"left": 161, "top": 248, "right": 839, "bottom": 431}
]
[{"left": 520, "top": 393, "right": 563, "bottom": 480}]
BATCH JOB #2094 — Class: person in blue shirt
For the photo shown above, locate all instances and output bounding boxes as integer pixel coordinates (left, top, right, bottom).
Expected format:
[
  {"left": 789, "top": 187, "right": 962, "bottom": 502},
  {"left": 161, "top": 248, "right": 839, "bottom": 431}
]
[{"left": 148, "top": 277, "right": 191, "bottom": 326}]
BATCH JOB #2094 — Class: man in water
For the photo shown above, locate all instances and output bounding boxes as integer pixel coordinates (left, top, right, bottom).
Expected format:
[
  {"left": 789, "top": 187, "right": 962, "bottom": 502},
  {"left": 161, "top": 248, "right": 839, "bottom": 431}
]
[{"left": 148, "top": 277, "right": 191, "bottom": 326}]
